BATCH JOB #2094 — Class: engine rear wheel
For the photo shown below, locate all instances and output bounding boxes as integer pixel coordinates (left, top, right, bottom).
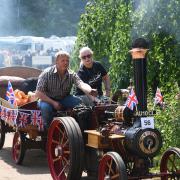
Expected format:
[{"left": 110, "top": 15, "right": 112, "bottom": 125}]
[
  {"left": 12, "top": 131, "right": 26, "bottom": 164},
  {"left": 160, "top": 147, "right": 180, "bottom": 180},
  {"left": 98, "top": 151, "right": 128, "bottom": 180},
  {"left": 47, "top": 117, "right": 84, "bottom": 180},
  {"left": 0, "top": 120, "right": 5, "bottom": 149}
]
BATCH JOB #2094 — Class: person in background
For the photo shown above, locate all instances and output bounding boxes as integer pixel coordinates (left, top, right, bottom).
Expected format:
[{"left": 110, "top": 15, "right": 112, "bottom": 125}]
[
  {"left": 22, "top": 50, "right": 32, "bottom": 67},
  {"left": 0, "top": 53, "right": 5, "bottom": 67},
  {"left": 75, "top": 47, "right": 111, "bottom": 105},
  {"left": 35, "top": 50, "right": 97, "bottom": 129}
]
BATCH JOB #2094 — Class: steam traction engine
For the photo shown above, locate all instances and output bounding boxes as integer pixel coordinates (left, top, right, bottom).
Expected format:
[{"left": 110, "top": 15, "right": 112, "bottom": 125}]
[{"left": 46, "top": 39, "right": 180, "bottom": 180}]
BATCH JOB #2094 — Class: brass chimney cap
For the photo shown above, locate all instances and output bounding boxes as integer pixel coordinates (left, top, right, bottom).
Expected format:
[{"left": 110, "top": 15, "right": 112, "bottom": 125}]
[
  {"left": 129, "top": 48, "right": 148, "bottom": 59},
  {"left": 130, "top": 38, "right": 149, "bottom": 59}
]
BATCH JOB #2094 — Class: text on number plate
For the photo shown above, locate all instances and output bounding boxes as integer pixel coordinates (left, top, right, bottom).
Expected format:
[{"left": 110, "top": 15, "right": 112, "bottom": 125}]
[{"left": 141, "top": 117, "right": 154, "bottom": 129}]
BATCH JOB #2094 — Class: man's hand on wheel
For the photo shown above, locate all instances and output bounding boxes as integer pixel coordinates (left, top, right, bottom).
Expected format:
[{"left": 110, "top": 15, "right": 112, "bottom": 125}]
[
  {"left": 53, "top": 101, "right": 62, "bottom": 110},
  {"left": 90, "top": 89, "right": 98, "bottom": 97}
]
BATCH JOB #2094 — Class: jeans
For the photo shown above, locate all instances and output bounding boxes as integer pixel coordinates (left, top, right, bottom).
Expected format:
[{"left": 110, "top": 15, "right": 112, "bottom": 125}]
[
  {"left": 38, "top": 95, "right": 81, "bottom": 128},
  {"left": 79, "top": 95, "right": 94, "bottom": 106}
]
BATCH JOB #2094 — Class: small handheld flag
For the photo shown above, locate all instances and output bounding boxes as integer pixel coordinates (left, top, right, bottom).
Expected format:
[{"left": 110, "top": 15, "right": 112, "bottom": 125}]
[
  {"left": 125, "top": 89, "right": 138, "bottom": 110},
  {"left": 6, "top": 81, "right": 16, "bottom": 105},
  {"left": 154, "top": 87, "right": 163, "bottom": 105}
]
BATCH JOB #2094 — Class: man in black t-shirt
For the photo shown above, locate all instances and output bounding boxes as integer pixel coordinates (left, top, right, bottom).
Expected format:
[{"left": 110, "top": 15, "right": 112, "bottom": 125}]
[{"left": 76, "top": 47, "right": 110, "bottom": 105}]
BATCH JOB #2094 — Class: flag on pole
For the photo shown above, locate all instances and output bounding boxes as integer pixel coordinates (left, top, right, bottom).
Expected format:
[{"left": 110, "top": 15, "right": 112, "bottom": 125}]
[
  {"left": 125, "top": 89, "right": 138, "bottom": 110},
  {"left": 6, "top": 81, "right": 16, "bottom": 105},
  {"left": 154, "top": 87, "right": 163, "bottom": 105}
]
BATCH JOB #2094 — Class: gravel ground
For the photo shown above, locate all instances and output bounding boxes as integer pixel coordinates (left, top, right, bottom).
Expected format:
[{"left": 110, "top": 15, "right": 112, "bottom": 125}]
[
  {"left": 0, "top": 133, "right": 95, "bottom": 180},
  {"left": 0, "top": 133, "right": 160, "bottom": 180}
]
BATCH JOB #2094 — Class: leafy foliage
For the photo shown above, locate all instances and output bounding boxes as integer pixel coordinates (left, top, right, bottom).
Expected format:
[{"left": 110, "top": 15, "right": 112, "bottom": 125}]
[
  {"left": 147, "top": 32, "right": 179, "bottom": 93},
  {"left": 74, "top": 0, "right": 180, "bottom": 91},
  {"left": 109, "top": 1, "right": 133, "bottom": 90},
  {"left": 155, "top": 86, "right": 180, "bottom": 151},
  {"left": 132, "top": 0, "right": 180, "bottom": 92},
  {"left": 73, "top": 0, "right": 120, "bottom": 71},
  {"left": 74, "top": 0, "right": 180, "bottom": 149},
  {"left": 132, "top": 1, "right": 180, "bottom": 150}
]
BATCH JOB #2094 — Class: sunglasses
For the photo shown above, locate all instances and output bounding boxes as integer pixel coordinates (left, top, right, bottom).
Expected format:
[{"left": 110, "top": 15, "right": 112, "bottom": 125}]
[{"left": 81, "top": 54, "right": 92, "bottom": 60}]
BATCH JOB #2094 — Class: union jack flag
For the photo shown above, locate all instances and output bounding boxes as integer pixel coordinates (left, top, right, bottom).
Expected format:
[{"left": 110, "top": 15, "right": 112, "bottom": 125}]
[
  {"left": 31, "top": 110, "right": 41, "bottom": 126},
  {"left": 5, "top": 109, "right": 10, "bottom": 123},
  {"left": 6, "top": 81, "right": 16, "bottom": 105},
  {"left": 8, "top": 109, "right": 18, "bottom": 125},
  {"left": 37, "top": 116, "right": 44, "bottom": 131},
  {"left": 31, "top": 110, "right": 44, "bottom": 131},
  {"left": 154, "top": 87, "right": 163, "bottom": 105},
  {"left": 17, "top": 111, "right": 30, "bottom": 128},
  {"left": 125, "top": 89, "right": 138, "bottom": 110}
]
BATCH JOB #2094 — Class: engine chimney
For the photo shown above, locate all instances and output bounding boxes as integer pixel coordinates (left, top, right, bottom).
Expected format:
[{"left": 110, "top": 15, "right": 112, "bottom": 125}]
[{"left": 130, "top": 38, "right": 149, "bottom": 111}]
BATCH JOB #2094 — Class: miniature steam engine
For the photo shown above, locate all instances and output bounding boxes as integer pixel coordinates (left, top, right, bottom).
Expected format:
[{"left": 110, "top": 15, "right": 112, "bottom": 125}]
[
  {"left": 38, "top": 38, "right": 180, "bottom": 179},
  {"left": 0, "top": 39, "right": 179, "bottom": 180},
  {"left": 83, "top": 38, "right": 163, "bottom": 179},
  {"left": 82, "top": 38, "right": 178, "bottom": 180}
]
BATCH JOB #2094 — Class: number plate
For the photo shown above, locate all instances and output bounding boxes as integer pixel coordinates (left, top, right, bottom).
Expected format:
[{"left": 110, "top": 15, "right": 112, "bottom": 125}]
[{"left": 141, "top": 117, "right": 154, "bottom": 129}]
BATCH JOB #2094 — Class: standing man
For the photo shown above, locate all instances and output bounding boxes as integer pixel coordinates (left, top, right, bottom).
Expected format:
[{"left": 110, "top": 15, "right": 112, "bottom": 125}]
[
  {"left": 35, "top": 50, "right": 96, "bottom": 128},
  {"left": 76, "top": 47, "right": 111, "bottom": 105}
]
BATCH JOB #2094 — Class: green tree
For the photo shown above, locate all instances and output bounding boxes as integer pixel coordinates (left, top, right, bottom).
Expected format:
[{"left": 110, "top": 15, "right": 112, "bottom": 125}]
[
  {"left": 74, "top": 0, "right": 180, "bottom": 149},
  {"left": 109, "top": 0, "right": 133, "bottom": 90},
  {"left": 131, "top": 0, "right": 180, "bottom": 150},
  {"left": 73, "top": 0, "right": 120, "bottom": 71},
  {"left": 154, "top": 85, "right": 180, "bottom": 151},
  {"left": 132, "top": 0, "right": 180, "bottom": 92},
  {"left": 75, "top": 0, "right": 180, "bottom": 92}
]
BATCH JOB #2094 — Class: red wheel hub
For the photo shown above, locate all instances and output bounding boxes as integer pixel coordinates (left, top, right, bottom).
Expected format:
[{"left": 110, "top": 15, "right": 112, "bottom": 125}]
[{"left": 55, "top": 145, "right": 63, "bottom": 157}]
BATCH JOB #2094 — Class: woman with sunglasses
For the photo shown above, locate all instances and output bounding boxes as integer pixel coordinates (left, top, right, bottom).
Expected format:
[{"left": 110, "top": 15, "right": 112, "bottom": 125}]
[{"left": 76, "top": 46, "right": 111, "bottom": 105}]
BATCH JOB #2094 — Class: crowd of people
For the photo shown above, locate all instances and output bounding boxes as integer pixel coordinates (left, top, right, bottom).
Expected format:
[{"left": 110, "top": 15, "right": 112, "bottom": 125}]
[{"left": 0, "top": 47, "right": 59, "bottom": 69}]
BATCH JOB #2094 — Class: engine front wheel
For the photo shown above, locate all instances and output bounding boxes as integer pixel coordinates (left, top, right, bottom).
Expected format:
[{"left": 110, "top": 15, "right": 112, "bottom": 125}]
[
  {"left": 160, "top": 147, "right": 180, "bottom": 180},
  {"left": 47, "top": 117, "right": 84, "bottom": 180},
  {"left": 98, "top": 151, "right": 128, "bottom": 180}
]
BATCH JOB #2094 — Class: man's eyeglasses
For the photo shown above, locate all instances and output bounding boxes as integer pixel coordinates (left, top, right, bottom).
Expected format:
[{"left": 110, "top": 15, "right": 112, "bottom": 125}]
[{"left": 81, "top": 54, "right": 92, "bottom": 60}]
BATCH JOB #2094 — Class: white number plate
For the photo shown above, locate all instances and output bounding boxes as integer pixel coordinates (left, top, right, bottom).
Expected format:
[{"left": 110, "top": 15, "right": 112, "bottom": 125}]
[{"left": 141, "top": 117, "right": 154, "bottom": 129}]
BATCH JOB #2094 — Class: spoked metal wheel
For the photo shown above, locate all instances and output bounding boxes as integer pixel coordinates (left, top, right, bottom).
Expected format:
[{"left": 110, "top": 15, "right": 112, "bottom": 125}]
[
  {"left": 98, "top": 151, "right": 128, "bottom": 180},
  {"left": 160, "top": 147, "right": 180, "bottom": 180},
  {"left": 47, "top": 117, "right": 84, "bottom": 180},
  {"left": 12, "top": 131, "right": 26, "bottom": 165},
  {"left": 0, "top": 120, "right": 5, "bottom": 149}
]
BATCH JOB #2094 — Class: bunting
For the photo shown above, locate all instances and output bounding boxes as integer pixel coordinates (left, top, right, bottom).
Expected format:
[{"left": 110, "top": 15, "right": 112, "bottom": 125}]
[{"left": 0, "top": 105, "right": 44, "bottom": 131}]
